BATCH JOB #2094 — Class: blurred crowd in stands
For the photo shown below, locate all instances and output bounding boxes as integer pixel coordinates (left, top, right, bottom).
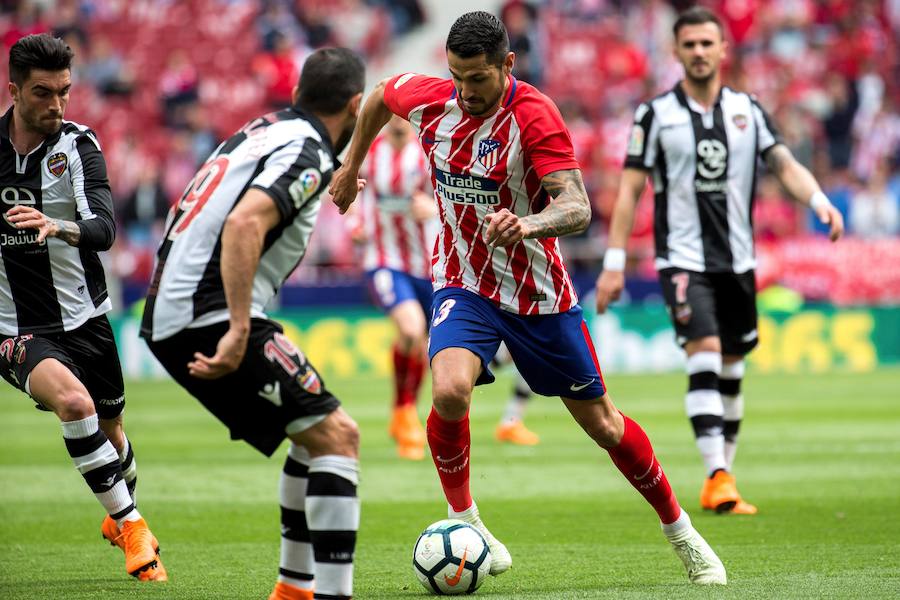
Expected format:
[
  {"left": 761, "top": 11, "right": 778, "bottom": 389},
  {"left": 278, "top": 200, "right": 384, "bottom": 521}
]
[{"left": 1, "top": 0, "right": 898, "bottom": 305}]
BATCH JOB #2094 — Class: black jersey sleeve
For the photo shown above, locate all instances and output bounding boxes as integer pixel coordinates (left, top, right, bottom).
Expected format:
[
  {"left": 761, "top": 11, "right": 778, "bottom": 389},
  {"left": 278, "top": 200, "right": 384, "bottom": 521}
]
[
  {"left": 623, "top": 102, "right": 659, "bottom": 170},
  {"left": 249, "top": 137, "right": 335, "bottom": 222},
  {"left": 71, "top": 131, "right": 115, "bottom": 250}
]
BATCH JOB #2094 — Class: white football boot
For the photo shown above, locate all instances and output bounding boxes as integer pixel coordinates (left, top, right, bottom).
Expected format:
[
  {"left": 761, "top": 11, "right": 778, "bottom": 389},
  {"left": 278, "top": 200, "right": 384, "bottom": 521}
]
[
  {"left": 663, "top": 511, "right": 727, "bottom": 585},
  {"left": 449, "top": 502, "right": 512, "bottom": 575}
]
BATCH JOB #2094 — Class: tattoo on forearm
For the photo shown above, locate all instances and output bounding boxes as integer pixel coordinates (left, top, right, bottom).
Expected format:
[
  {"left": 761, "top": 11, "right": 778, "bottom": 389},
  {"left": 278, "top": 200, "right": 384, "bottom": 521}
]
[
  {"left": 523, "top": 169, "right": 592, "bottom": 238},
  {"left": 52, "top": 219, "right": 81, "bottom": 246}
]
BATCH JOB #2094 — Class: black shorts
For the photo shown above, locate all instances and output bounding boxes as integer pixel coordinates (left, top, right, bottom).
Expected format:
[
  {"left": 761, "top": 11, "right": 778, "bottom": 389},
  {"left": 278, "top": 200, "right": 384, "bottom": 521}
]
[
  {"left": 0, "top": 315, "right": 126, "bottom": 419},
  {"left": 658, "top": 268, "right": 759, "bottom": 356},
  {"left": 145, "top": 318, "right": 340, "bottom": 457}
]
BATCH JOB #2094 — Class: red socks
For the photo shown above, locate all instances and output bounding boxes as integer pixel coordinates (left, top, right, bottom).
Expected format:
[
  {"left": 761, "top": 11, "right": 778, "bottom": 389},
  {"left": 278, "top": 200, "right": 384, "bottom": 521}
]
[
  {"left": 393, "top": 345, "right": 426, "bottom": 407},
  {"left": 607, "top": 414, "right": 682, "bottom": 524},
  {"left": 426, "top": 408, "right": 472, "bottom": 512}
]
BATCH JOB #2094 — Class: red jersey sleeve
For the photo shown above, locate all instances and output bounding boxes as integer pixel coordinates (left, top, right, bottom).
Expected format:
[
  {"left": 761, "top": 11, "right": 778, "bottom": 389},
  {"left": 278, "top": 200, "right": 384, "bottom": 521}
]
[
  {"left": 383, "top": 73, "right": 453, "bottom": 119},
  {"left": 517, "top": 91, "right": 580, "bottom": 179}
]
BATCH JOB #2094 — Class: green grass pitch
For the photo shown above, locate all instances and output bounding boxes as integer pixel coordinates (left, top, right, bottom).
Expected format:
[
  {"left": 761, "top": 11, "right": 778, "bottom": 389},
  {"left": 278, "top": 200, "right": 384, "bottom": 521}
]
[{"left": 2, "top": 368, "right": 899, "bottom": 599}]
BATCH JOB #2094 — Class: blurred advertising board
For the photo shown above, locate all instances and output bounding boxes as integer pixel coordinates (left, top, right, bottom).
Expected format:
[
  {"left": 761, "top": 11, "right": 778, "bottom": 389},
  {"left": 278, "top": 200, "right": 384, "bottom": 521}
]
[{"left": 113, "top": 304, "right": 899, "bottom": 380}]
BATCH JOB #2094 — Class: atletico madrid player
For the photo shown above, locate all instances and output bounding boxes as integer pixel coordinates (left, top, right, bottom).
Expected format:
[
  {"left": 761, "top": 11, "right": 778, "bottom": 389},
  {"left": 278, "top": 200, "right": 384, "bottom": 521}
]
[{"left": 330, "top": 11, "right": 727, "bottom": 586}]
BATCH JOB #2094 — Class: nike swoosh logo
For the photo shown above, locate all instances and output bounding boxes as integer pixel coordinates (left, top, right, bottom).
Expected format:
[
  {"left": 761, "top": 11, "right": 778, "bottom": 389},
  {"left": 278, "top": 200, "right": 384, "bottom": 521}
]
[
  {"left": 633, "top": 456, "right": 656, "bottom": 480},
  {"left": 569, "top": 379, "right": 594, "bottom": 392},
  {"left": 444, "top": 548, "right": 467, "bottom": 586},
  {"left": 436, "top": 445, "right": 468, "bottom": 464}
]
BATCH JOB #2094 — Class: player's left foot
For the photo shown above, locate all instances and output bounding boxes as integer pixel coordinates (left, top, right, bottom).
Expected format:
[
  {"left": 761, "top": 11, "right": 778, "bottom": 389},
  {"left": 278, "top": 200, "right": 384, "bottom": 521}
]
[
  {"left": 268, "top": 581, "right": 313, "bottom": 600},
  {"left": 495, "top": 420, "right": 540, "bottom": 445},
  {"left": 450, "top": 503, "right": 512, "bottom": 576},
  {"left": 664, "top": 514, "right": 726, "bottom": 585}
]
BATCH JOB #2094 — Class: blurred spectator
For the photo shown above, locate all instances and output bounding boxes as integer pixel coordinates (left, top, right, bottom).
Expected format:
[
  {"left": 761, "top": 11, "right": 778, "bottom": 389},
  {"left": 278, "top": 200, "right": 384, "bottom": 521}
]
[
  {"left": 822, "top": 72, "right": 859, "bottom": 169},
  {"left": 849, "top": 159, "right": 900, "bottom": 239},
  {"left": 119, "top": 161, "right": 170, "bottom": 246},
  {"left": 83, "top": 35, "right": 134, "bottom": 96},
  {"left": 159, "top": 49, "right": 200, "bottom": 128},
  {"left": 252, "top": 29, "right": 299, "bottom": 110},
  {"left": 502, "top": 1, "right": 541, "bottom": 84},
  {"left": 2, "top": 2, "right": 48, "bottom": 49},
  {"left": 184, "top": 105, "right": 219, "bottom": 167}
]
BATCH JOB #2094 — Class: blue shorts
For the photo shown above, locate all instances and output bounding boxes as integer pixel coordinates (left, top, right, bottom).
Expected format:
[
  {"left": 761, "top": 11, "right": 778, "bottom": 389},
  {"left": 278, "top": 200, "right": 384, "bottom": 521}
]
[
  {"left": 366, "top": 268, "right": 433, "bottom": 315},
  {"left": 428, "top": 287, "right": 607, "bottom": 399}
]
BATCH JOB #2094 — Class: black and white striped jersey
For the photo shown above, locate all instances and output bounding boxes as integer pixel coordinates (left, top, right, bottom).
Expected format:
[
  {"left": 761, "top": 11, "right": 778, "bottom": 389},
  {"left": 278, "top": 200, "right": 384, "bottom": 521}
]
[
  {"left": 0, "top": 107, "right": 114, "bottom": 336},
  {"left": 624, "top": 83, "right": 781, "bottom": 274},
  {"left": 141, "top": 107, "right": 336, "bottom": 342}
]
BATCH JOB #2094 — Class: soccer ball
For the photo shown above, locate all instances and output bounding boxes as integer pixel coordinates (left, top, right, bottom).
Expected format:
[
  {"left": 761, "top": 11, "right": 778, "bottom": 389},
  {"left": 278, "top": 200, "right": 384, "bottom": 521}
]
[{"left": 412, "top": 519, "right": 492, "bottom": 595}]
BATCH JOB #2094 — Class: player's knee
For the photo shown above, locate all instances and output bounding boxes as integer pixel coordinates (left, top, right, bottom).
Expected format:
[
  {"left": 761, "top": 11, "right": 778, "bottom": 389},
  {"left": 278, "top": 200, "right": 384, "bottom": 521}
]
[
  {"left": 585, "top": 417, "right": 621, "bottom": 447},
  {"left": 54, "top": 389, "right": 95, "bottom": 421},
  {"left": 432, "top": 378, "right": 471, "bottom": 420}
]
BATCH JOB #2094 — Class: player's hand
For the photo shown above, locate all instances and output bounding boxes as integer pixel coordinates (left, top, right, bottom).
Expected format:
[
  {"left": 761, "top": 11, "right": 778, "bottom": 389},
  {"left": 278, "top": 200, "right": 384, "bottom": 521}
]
[
  {"left": 595, "top": 270, "right": 625, "bottom": 314},
  {"left": 188, "top": 326, "right": 249, "bottom": 380},
  {"left": 329, "top": 167, "right": 366, "bottom": 215},
  {"left": 410, "top": 191, "right": 437, "bottom": 222},
  {"left": 5, "top": 205, "right": 59, "bottom": 243},
  {"left": 484, "top": 209, "right": 528, "bottom": 247},
  {"left": 814, "top": 202, "right": 844, "bottom": 242}
]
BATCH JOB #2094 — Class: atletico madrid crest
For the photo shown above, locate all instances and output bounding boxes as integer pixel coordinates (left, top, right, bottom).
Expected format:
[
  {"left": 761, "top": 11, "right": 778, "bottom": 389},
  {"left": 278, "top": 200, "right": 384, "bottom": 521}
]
[
  {"left": 477, "top": 139, "right": 501, "bottom": 170},
  {"left": 733, "top": 114, "right": 748, "bottom": 131}
]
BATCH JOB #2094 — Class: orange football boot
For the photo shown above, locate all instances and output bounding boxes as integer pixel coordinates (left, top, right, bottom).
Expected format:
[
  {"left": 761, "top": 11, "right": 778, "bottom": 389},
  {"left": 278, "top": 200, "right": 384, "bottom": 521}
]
[
  {"left": 118, "top": 518, "right": 168, "bottom": 581},
  {"left": 700, "top": 470, "right": 740, "bottom": 513},
  {"left": 102, "top": 514, "right": 160, "bottom": 553},
  {"left": 495, "top": 420, "right": 540, "bottom": 446},
  {"left": 731, "top": 499, "right": 758, "bottom": 515},
  {"left": 389, "top": 405, "right": 426, "bottom": 460},
  {"left": 269, "top": 581, "right": 314, "bottom": 600}
]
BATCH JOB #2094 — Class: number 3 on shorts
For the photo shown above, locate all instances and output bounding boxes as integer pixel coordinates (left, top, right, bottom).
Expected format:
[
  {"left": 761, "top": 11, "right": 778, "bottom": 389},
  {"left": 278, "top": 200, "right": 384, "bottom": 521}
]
[{"left": 432, "top": 299, "right": 456, "bottom": 327}]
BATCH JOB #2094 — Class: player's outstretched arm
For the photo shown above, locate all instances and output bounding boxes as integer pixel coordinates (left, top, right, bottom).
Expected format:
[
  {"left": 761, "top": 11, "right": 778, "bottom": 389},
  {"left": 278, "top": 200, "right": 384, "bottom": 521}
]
[
  {"left": 330, "top": 78, "right": 394, "bottom": 214},
  {"left": 188, "top": 188, "right": 281, "bottom": 380},
  {"left": 765, "top": 144, "right": 844, "bottom": 242},
  {"left": 595, "top": 168, "right": 648, "bottom": 314}
]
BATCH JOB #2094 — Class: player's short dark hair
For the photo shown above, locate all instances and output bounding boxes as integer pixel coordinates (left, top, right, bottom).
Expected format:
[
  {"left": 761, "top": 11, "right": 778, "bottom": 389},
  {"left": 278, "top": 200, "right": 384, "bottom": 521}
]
[
  {"left": 8, "top": 33, "right": 74, "bottom": 86},
  {"left": 446, "top": 11, "right": 510, "bottom": 66},
  {"left": 673, "top": 7, "right": 724, "bottom": 39},
  {"left": 296, "top": 47, "right": 365, "bottom": 116}
]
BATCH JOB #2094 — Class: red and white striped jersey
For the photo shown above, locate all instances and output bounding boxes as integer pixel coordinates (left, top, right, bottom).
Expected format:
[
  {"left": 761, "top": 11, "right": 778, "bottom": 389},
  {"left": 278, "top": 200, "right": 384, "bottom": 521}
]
[
  {"left": 358, "top": 135, "right": 437, "bottom": 278},
  {"left": 383, "top": 73, "right": 581, "bottom": 315}
]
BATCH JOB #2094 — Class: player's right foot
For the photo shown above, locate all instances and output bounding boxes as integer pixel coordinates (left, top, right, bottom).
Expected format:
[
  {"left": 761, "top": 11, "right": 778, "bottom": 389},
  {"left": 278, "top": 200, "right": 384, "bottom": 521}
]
[
  {"left": 119, "top": 518, "right": 167, "bottom": 581},
  {"left": 268, "top": 581, "right": 313, "bottom": 600},
  {"left": 666, "top": 524, "right": 727, "bottom": 585},
  {"left": 390, "top": 405, "right": 426, "bottom": 460},
  {"left": 700, "top": 470, "right": 740, "bottom": 513},
  {"left": 495, "top": 420, "right": 540, "bottom": 445},
  {"left": 449, "top": 503, "right": 512, "bottom": 576}
]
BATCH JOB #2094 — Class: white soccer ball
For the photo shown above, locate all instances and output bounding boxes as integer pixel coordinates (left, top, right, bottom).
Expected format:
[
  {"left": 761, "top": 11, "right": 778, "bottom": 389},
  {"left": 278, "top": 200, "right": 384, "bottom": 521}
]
[{"left": 412, "top": 519, "right": 492, "bottom": 595}]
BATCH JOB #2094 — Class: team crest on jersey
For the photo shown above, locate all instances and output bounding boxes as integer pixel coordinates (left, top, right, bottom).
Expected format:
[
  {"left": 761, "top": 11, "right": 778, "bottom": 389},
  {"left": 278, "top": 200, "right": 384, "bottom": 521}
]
[
  {"left": 47, "top": 153, "right": 68, "bottom": 177},
  {"left": 289, "top": 168, "right": 322, "bottom": 209},
  {"left": 477, "top": 139, "right": 501, "bottom": 170},
  {"left": 732, "top": 114, "right": 748, "bottom": 131},
  {"left": 297, "top": 368, "right": 322, "bottom": 395}
]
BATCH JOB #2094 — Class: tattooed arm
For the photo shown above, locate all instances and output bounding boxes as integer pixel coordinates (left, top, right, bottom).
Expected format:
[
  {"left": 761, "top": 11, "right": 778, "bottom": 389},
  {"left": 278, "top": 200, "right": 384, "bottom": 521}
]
[
  {"left": 4, "top": 207, "right": 83, "bottom": 246},
  {"left": 484, "top": 168, "right": 592, "bottom": 247},
  {"left": 765, "top": 144, "right": 843, "bottom": 241}
]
